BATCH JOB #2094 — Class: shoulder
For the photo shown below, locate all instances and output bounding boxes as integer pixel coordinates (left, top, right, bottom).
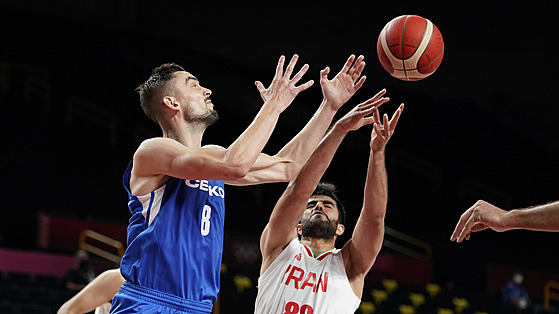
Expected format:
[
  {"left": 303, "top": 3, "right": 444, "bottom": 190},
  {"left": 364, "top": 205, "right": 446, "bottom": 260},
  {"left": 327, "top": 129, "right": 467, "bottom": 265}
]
[
  {"left": 202, "top": 144, "right": 226, "bottom": 150},
  {"left": 136, "top": 140, "right": 225, "bottom": 156},
  {"left": 263, "top": 238, "right": 300, "bottom": 265},
  {"left": 136, "top": 137, "right": 178, "bottom": 152},
  {"left": 282, "top": 238, "right": 304, "bottom": 256},
  {"left": 132, "top": 138, "right": 166, "bottom": 159},
  {"left": 133, "top": 137, "right": 191, "bottom": 163}
]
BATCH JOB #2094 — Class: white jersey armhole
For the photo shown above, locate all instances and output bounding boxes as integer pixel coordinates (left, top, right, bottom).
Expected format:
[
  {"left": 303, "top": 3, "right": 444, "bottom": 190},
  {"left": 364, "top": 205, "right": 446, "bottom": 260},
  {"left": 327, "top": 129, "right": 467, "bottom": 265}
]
[
  {"left": 257, "top": 238, "right": 299, "bottom": 287},
  {"left": 332, "top": 250, "right": 361, "bottom": 303}
]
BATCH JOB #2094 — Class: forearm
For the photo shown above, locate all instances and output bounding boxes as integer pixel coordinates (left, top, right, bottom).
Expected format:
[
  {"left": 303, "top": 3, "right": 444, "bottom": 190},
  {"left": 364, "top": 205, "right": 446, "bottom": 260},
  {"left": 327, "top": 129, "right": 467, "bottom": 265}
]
[
  {"left": 506, "top": 201, "right": 559, "bottom": 231},
  {"left": 343, "top": 148, "right": 388, "bottom": 277},
  {"left": 267, "top": 122, "right": 348, "bottom": 237},
  {"left": 231, "top": 100, "right": 338, "bottom": 185},
  {"left": 275, "top": 99, "right": 337, "bottom": 173},
  {"left": 362, "top": 148, "right": 388, "bottom": 219},
  {"left": 225, "top": 102, "right": 282, "bottom": 175},
  {"left": 290, "top": 121, "right": 348, "bottom": 190}
]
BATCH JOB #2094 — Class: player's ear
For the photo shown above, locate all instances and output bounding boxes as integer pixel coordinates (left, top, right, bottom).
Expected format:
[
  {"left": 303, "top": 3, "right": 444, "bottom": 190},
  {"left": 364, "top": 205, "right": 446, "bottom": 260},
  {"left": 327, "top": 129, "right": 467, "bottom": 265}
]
[
  {"left": 296, "top": 224, "right": 302, "bottom": 236},
  {"left": 336, "top": 224, "right": 345, "bottom": 236},
  {"left": 163, "top": 96, "right": 179, "bottom": 110}
]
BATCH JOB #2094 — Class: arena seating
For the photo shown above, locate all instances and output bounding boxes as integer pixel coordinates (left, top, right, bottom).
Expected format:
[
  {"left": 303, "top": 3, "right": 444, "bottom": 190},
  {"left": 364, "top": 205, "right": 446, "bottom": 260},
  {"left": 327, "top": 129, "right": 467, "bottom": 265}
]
[{"left": 0, "top": 270, "right": 77, "bottom": 314}]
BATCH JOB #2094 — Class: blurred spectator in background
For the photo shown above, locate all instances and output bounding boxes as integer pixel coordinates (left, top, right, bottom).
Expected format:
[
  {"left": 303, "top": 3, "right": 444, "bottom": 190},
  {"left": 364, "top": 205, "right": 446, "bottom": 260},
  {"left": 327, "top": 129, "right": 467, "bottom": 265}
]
[
  {"left": 63, "top": 249, "right": 96, "bottom": 291},
  {"left": 502, "top": 271, "right": 531, "bottom": 313}
]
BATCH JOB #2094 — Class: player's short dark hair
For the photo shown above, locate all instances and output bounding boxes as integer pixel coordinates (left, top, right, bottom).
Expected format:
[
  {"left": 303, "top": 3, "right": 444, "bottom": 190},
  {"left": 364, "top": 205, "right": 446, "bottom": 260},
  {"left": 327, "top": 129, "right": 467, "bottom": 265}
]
[
  {"left": 311, "top": 182, "right": 346, "bottom": 225},
  {"left": 136, "top": 63, "right": 185, "bottom": 123}
]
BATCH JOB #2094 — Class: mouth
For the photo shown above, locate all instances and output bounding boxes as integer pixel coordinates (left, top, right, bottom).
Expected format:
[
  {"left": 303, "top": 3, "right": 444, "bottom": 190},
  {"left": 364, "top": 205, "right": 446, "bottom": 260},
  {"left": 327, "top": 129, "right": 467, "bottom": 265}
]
[{"left": 311, "top": 211, "right": 327, "bottom": 219}]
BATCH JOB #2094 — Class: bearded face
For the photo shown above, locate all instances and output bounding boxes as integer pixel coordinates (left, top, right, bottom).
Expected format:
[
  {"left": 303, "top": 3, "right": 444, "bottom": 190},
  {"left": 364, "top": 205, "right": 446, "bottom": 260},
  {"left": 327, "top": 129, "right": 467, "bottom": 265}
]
[
  {"left": 185, "top": 108, "right": 219, "bottom": 127},
  {"left": 201, "top": 109, "right": 219, "bottom": 126},
  {"left": 300, "top": 217, "right": 338, "bottom": 240}
]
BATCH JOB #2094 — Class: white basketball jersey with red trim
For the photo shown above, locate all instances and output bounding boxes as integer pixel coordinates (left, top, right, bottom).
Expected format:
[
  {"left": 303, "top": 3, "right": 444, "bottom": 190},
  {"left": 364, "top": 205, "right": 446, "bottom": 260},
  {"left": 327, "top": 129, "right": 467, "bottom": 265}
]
[{"left": 255, "top": 238, "right": 361, "bottom": 314}]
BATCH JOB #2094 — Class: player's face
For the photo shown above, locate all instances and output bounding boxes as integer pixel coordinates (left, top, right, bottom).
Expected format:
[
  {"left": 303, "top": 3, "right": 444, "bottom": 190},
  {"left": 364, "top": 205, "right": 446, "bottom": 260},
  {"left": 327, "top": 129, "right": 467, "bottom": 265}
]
[
  {"left": 300, "top": 195, "right": 340, "bottom": 240},
  {"left": 173, "top": 71, "right": 218, "bottom": 125},
  {"left": 304, "top": 195, "right": 339, "bottom": 222}
]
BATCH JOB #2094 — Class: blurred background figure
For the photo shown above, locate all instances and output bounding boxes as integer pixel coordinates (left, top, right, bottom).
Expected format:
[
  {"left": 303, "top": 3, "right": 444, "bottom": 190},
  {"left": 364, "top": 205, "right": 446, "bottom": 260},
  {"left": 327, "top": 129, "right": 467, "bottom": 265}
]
[
  {"left": 63, "top": 249, "right": 96, "bottom": 291},
  {"left": 502, "top": 271, "right": 531, "bottom": 313}
]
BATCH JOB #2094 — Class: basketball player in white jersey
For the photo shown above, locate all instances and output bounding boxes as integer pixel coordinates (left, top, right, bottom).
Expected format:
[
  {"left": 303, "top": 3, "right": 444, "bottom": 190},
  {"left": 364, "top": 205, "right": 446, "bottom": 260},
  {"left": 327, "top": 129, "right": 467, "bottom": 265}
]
[{"left": 255, "top": 91, "right": 404, "bottom": 314}]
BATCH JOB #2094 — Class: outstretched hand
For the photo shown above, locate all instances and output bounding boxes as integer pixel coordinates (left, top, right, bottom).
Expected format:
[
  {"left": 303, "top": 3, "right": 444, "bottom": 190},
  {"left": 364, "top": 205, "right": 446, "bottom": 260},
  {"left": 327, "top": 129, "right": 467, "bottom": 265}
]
[
  {"left": 255, "top": 55, "right": 314, "bottom": 113},
  {"left": 450, "top": 200, "right": 510, "bottom": 243},
  {"left": 335, "top": 89, "right": 390, "bottom": 133},
  {"left": 320, "top": 54, "right": 367, "bottom": 111},
  {"left": 370, "top": 103, "right": 404, "bottom": 151}
]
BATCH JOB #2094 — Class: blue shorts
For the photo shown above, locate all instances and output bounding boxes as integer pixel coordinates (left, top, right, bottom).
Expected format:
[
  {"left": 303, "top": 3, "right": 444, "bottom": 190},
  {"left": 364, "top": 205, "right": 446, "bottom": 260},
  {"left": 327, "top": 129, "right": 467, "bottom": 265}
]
[{"left": 109, "top": 281, "right": 214, "bottom": 314}]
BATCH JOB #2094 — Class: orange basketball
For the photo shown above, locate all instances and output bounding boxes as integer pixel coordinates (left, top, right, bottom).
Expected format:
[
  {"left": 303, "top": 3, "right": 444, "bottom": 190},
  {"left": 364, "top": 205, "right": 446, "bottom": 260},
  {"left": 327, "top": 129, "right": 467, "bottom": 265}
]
[{"left": 377, "top": 15, "right": 444, "bottom": 81}]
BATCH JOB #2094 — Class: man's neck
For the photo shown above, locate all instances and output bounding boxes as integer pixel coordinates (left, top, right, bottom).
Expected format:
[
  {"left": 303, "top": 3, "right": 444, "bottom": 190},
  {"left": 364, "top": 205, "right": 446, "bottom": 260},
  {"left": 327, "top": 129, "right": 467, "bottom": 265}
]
[
  {"left": 162, "top": 122, "right": 205, "bottom": 148},
  {"left": 300, "top": 237, "right": 336, "bottom": 258}
]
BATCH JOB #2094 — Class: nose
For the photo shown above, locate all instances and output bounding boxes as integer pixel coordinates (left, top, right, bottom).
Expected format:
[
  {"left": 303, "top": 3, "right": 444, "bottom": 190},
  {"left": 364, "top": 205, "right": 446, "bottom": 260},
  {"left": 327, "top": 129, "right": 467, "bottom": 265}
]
[
  {"left": 204, "top": 87, "right": 212, "bottom": 96},
  {"left": 312, "top": 201, "right": 326, "bottom": 212}
]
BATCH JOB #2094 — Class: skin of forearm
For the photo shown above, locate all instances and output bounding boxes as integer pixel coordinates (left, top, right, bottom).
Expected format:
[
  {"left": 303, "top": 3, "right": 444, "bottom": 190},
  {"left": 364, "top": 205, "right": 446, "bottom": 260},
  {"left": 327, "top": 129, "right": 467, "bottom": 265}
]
[
  {"left": 508, "top": 201, "right": 559, "bottom": 231},
  {"left": 263, "top": 118, "right": 348, "bottom": 245},
  {"left": 292, "top": 122, "right": 348, "bottom": 189},
  {"left": 227, "top": 101, "right": 338, "bottom": 184},
  {"left": 224, "top": 103, "right": 282, "bottom": 174},
  {"left": 275, "top": 99, "right": 337, "bottom": 165},
  {"left": 362, "top": 149, "right": 388, "bottom": 220}
]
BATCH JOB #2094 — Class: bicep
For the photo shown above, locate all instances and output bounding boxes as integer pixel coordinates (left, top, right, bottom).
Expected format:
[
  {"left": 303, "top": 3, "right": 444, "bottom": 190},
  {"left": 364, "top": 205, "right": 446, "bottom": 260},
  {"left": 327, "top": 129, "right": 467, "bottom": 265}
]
[
  {"left": 344, "top": 214, "right": 385, "bottom": 276},
  {"left": 260, "top": 223, "right": 298, "bottom": 269},
  {"left": 134, "top": 139, "right": 243, "bottom": 180},
  {"left": 259, "top": 184, "right": 308, "bottom": 258}
]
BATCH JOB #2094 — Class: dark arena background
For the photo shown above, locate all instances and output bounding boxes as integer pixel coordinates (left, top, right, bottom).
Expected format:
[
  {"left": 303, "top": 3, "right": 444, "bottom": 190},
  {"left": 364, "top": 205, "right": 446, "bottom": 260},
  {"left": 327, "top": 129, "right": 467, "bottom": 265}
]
[{"left": 1, "top": 1, "right": 559, "bottom": 313}]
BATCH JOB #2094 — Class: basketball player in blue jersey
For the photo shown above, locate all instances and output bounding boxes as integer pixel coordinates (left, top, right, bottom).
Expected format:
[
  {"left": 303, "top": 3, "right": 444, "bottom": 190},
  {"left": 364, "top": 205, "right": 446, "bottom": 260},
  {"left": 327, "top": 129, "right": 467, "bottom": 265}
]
[
  {"left": 109, "top": 54, "right": 371, "bottom": 314},
  {"left": 255, "top": 91, "right": 404, "bottom": 313}
]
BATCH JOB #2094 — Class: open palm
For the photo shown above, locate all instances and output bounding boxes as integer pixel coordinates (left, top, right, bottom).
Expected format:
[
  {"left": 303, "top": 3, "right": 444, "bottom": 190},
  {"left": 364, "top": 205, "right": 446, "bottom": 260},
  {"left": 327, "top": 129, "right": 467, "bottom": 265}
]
[
  {"left": 255, "top": 54, "right": 314, "bottom": 112},
  {"left": 320, "top": 55, "right": 366, "bottom": 111}
]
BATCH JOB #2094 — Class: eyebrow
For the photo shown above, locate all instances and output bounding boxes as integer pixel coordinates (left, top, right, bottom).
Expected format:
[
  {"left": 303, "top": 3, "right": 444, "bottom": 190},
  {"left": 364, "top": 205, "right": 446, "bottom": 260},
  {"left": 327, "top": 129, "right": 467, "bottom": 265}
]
[
  {"left": 307, "top": 200, "right": 335, "bottom": 207},
  {"left": 185, "top": 76, "right": 198, "bottom": 84}
]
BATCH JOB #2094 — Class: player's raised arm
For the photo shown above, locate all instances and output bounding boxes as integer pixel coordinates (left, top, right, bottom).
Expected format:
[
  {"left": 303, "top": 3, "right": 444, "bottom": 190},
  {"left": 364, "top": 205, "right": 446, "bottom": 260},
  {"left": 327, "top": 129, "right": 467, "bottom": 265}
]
[
  {"left": 133, "top": 55, "right": 312, "bottom": 184},
  {"left": 260, "top": 92, "right": 389, "bottom": 274},
  {"left": 229, "top": 55, "right": 368, "bottom": 186},
  {"left": 343, "top": 104, "right": 403, "bottom": 283}
]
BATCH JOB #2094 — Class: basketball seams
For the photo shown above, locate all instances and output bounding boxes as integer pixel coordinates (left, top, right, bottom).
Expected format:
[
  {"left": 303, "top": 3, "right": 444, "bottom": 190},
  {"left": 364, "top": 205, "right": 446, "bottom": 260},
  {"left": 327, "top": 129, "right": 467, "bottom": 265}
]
[
  {"left": 405, "top": 19, "right": 433, "bottom": 78},
  {"left": 417, "top": 25, "right": 444, "bottom": 72},
  {"left": 401, "top": 15, "right": 410, "bottom": 80},
  {"left": 380, "top": 26, "right": 403, "bottom": 73}
]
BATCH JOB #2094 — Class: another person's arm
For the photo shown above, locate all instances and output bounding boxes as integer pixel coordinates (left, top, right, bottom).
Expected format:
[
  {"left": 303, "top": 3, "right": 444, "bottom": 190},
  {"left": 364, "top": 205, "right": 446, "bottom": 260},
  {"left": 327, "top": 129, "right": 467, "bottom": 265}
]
[
  {"left": 451, "top": 200, "right": 559, "bottom": 242},
  {"left": 57, "top": 268, "right": 124, "bottom": 314}
]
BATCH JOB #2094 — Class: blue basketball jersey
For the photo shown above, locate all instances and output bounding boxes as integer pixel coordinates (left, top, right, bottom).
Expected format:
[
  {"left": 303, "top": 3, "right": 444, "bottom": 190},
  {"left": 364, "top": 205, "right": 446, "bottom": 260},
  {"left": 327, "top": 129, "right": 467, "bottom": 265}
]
[{"left": 118, "top": 160, "right": 225, "bottom": 307}]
